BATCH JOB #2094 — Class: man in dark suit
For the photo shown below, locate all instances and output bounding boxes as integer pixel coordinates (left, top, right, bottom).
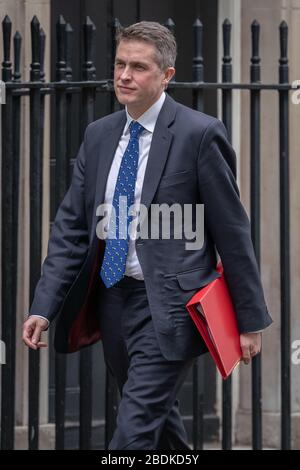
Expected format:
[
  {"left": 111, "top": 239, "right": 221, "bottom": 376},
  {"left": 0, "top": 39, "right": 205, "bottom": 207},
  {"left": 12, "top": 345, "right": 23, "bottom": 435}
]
[{"left": 23, "top": 21, "right": 272, "bottom": 449}]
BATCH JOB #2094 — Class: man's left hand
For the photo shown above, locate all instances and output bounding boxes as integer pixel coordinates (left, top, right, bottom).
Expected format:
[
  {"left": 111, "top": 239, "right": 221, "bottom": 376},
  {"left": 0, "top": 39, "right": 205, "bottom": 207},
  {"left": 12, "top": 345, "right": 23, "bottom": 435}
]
[{"left": 240, "top": 332, "right": 262, "bottom": 365}]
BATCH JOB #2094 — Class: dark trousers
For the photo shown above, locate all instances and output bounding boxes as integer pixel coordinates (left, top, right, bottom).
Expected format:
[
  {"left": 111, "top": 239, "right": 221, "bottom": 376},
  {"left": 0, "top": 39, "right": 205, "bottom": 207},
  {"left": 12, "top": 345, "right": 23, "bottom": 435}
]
[{"left": 97, "top": 275, "right": 195, "bottom": 450}]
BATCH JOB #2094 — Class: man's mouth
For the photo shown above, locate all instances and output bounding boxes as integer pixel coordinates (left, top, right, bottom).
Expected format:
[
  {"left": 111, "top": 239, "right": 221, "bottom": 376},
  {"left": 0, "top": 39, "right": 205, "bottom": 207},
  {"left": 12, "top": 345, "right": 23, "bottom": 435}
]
[{"left": 118, "top": 86, "right": 136, "bottom": 92}]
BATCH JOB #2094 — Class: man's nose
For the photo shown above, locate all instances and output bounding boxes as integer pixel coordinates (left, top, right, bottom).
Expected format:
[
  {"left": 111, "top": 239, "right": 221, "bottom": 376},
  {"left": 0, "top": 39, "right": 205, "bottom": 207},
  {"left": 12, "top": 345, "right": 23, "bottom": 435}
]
[{"left": 120, "top": 66, "right": 131, "bottom": 80}]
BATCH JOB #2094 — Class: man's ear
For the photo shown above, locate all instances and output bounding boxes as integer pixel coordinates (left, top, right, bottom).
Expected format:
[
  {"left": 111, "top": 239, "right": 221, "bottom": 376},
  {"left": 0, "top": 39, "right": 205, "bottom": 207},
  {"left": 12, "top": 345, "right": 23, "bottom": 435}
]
[
  {"left": 165, "top": 67, "right": 175, "bottom": 82},
  {"left": 163, "top": 67, "right": 175, "bottom": 89}
]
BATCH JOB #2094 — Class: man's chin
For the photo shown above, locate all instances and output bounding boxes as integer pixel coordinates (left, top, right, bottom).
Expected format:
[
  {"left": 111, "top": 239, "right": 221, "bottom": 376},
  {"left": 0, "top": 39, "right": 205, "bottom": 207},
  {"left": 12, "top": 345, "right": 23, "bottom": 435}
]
[{"left": 116, "top": 95, "right": 137, "bottom": 106}]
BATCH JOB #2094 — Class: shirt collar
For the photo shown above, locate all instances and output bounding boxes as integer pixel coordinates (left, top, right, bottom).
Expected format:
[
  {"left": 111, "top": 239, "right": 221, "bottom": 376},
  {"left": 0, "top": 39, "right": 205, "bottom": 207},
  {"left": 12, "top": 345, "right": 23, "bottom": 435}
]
[{"left": 124, "top": 91, "right": 166, "bottom": 135}]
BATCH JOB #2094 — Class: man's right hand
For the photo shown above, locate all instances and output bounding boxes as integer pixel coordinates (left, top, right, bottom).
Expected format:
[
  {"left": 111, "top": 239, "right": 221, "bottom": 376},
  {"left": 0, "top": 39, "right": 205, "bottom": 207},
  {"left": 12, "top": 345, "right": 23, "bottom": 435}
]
[{"left": 22, "top": 316, "right": 49, "bottom": 350}]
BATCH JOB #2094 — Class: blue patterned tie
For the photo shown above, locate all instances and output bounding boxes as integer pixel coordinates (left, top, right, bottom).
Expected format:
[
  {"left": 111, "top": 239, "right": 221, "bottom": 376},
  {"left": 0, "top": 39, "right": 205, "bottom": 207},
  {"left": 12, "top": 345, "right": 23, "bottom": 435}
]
[{"left": 100, "top": 121, "right": 144, "bottom": 288}]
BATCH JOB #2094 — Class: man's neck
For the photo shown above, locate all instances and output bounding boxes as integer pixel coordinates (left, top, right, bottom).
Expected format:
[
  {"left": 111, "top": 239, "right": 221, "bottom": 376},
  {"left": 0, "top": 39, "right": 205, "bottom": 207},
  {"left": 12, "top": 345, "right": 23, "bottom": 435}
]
[
  {"left": 127, "top": 108, "right": 145, "bottom": 120},
  {"left": 127, "top": 92, "right": 164, "bottom": 120}
]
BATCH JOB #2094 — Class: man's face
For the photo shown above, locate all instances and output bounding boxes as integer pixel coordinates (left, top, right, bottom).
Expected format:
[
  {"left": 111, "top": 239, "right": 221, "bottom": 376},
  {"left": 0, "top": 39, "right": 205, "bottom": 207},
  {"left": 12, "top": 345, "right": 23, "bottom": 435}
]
[{"left": 114, "top": 39, "right": 174, "bottom": 117}]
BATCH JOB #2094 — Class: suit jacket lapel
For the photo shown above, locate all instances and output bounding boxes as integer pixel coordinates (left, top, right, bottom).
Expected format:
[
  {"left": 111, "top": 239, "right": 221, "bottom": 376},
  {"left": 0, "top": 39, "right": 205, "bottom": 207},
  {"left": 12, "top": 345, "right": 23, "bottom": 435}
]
[{"left": 140, "top": 94, "right": 177, "bottom": 211}]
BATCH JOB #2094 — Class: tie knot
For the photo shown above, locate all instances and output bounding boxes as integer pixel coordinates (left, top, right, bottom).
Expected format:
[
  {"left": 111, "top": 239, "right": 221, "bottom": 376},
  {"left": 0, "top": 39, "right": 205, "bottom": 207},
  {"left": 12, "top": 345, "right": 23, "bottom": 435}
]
[{"left": 129, "top": 120, "right": 144, "bottom": 139}]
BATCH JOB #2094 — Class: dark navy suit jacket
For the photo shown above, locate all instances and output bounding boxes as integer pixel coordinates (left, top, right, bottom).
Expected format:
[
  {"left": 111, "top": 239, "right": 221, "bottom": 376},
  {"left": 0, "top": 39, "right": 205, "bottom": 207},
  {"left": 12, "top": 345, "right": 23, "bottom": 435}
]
[{"left": 29, "top": 94, "right": 273, "bottom": 360}]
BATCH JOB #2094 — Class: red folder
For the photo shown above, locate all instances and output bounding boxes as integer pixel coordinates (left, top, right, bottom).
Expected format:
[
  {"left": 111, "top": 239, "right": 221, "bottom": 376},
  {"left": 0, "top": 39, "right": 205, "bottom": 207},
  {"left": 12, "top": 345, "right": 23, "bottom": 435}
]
[{"left": 186, "top": 263, "right": 242, "bottom": 380}]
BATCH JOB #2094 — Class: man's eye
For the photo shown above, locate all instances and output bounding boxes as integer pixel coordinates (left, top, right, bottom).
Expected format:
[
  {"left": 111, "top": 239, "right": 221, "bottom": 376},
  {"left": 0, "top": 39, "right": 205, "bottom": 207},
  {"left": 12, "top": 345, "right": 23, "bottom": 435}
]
[{"left": 136, "top": 65, "right": 145, "bottom": 70}]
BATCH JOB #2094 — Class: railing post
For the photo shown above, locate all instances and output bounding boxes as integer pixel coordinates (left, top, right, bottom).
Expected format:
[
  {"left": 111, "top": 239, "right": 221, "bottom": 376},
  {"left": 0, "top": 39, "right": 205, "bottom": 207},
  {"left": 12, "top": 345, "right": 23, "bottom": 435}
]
[
  {"left": 221, "top": 18, "right": 233, "bottom": 451},
  {"left": 104, "top": 16, "right": 120, "bottom": 450},
  {"left": 278, "top": 20, "right": 291, "bottom": 450},
  {"left": 11, "top": 35, "right": 22, "bottom": 449},
  {"left": 79, "top": 15, "right": 97, "bottom": 450},
  {"left": 250, "top": 19, "right": 263, "bottom": 450},
  {"left": 192, "top": 16, "right": 204, "bottom": 451},
  {"left": 1, "top": 14, "right": 16, "bottom": 450},
  {"left": 28, "top": 15, "right": 43, "bottom": 450},
  {"left": 54, "top": 14, "right": 68, "bottom": 451}
]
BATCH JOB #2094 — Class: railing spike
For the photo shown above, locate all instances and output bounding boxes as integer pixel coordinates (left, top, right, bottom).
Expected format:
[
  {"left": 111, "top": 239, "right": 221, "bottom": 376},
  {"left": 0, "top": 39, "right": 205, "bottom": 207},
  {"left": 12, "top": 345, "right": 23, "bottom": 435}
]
[{"left": 13, "top": 31, "right": 22, "bottom": 82}]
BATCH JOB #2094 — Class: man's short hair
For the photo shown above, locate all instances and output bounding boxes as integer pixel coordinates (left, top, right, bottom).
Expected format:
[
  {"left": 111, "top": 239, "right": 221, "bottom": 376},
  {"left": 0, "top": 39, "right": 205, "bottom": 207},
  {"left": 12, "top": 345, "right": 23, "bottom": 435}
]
[{"left": 116, "top": 21, "right": 177, "bottom": 70}]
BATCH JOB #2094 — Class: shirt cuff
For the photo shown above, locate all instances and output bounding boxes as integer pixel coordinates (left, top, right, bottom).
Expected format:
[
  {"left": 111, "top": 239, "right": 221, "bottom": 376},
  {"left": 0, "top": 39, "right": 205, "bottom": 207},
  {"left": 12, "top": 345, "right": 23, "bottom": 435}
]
[
  {"left": 30, "top": 315, "right": 50, "bottom": 328},
  {"left": 245, "top": 330, "right": 263, "bottom": 334}
]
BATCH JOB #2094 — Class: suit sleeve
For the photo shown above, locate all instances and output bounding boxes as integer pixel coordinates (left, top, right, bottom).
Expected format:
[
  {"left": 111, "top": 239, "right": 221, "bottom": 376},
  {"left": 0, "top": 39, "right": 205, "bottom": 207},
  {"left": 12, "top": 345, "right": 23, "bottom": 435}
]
[
  {"left": 197, "top": 119, "right": 273, "bottom": 333},
  {"left": 29, "top": 127, "right": 90, "bottom": 323}
]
